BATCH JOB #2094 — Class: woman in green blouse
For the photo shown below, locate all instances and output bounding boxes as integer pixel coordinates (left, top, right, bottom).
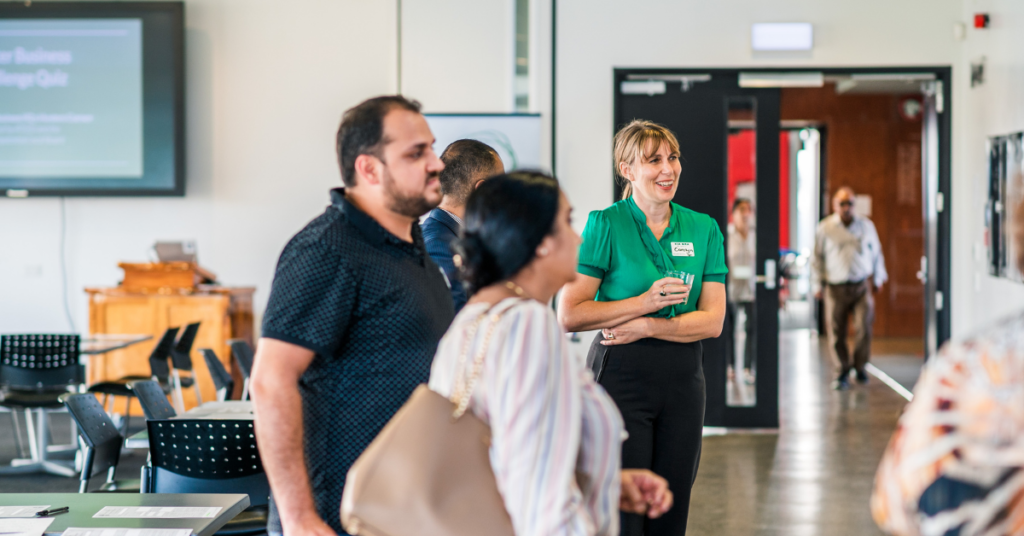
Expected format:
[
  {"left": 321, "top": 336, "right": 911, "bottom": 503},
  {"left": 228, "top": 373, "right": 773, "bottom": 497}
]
[{"left": 558, "top": 120, "right": 727, "bottom": 536}]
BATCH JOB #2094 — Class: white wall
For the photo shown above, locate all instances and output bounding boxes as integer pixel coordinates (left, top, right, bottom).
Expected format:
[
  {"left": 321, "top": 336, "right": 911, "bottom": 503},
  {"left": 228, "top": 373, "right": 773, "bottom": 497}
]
[
  {"left": 949, "top": 0, "right": 1024, "bottom": 337},
  {"left": 0, "top": 0, "right": 399, "bottom": 332},
  {"left": 7, "top": 0, "right": 1023, "bottom": 342},
  {"left": 401, "top": 0, "right": 553, "bottom": 168},
  {"left": 555, "top": 0, "right": 961, "bottom": 228},
  {"left": 402, "top": 0, "right": 515, "bottom": 113}
]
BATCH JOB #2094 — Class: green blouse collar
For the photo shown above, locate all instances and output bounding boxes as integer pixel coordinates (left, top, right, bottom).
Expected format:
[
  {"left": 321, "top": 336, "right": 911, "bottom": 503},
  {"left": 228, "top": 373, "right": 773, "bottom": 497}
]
[{"left": 625, "top": 196, "right": 680, "bottom": 318}]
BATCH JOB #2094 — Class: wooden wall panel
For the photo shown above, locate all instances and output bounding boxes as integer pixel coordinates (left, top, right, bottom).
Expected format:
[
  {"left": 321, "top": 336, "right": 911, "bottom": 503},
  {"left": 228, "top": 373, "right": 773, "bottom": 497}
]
[
  {"left": 781, "top": 86, "right": 924, "bottom": 338},
  {"left": 87, "top": 288, "right": 254, "bottom": 414}
]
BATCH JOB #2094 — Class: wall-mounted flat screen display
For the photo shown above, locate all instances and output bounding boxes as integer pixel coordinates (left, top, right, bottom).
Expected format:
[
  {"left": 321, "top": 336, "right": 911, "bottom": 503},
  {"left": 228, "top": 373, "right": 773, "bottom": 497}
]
[{"left": 0, "top": 2, "right": 184, "bottom": 197}]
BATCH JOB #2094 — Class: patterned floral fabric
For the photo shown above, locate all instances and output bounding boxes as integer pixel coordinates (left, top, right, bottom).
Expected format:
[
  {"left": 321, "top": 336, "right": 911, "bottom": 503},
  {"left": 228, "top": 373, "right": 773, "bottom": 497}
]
[{"left": 873, "top": 312, "right": 1024, "bottom": 536}]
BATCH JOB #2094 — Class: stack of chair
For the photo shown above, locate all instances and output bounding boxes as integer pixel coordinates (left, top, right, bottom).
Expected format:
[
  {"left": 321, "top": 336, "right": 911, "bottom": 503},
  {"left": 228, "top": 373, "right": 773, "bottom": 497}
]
[
  {"left": 86, "top": 327, "right": 179, "bottom": 436},
  {"left": 200, "top": 349, "right": 235, "bottom": 401},
  {"left": 228, "top": 340, "right": 255, "bottom": 401}
]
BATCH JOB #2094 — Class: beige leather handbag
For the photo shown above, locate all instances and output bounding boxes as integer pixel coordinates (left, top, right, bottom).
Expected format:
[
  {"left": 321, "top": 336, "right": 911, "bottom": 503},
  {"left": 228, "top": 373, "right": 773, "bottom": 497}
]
[{"left": 340, "top": 306, "right": 516, "bottom": 536}]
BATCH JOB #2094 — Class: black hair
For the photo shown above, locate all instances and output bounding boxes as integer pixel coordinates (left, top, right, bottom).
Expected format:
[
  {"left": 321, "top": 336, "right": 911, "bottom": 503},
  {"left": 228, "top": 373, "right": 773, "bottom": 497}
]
[
  {"left": 336, "top": 95, "right": 421, "bottom": 187},
  {"left": 453, "top": 171, "right": 560, "bottom": 294},
  {"left": 732, "top": 197, "right": 752, "bottom": 212},
  {"left": 439, "top": 139, "right": 502, "bottom": 204}
]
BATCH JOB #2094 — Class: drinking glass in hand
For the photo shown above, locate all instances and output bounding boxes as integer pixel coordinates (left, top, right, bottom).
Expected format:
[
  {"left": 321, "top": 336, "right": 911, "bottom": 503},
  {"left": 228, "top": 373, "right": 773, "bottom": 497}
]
[{"left": 662, "top": 269, "right": 696, "bottom": 305}]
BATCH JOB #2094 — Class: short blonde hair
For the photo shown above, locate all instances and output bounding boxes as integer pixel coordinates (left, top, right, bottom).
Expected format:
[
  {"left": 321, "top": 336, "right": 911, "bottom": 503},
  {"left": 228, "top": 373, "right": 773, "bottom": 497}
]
[{"left": 613, "top": 120, "right": 681, "bottom": 200}]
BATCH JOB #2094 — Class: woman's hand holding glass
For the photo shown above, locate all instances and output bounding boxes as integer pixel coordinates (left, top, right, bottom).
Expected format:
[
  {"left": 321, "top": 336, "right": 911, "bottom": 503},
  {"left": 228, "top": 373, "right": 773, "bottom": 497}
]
[
  {"left": 604, "top": 272, "right": 693, "bottom": 345},
  {"left": 662, "top": 270, "right": 696, "bottom": 304},
  {"left": 641, "top": 276, "right": 690, "bottom": 314}
]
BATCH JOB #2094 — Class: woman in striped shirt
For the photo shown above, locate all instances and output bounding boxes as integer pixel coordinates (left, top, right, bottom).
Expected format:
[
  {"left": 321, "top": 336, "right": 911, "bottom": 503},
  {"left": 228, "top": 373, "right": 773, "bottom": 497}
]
[{"left": 430, "top": 171, "right": 674, "bottom": 535}]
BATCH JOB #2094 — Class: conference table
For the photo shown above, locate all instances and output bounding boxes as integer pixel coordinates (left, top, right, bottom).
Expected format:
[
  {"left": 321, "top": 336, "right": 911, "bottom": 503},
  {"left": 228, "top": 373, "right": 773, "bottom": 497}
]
[
  {"left": 79, "top": 334, "right": 153, "bottom": 356},
  {"left": 125, "top": 401, "right": 254, "bottom": 450},
  {"left": 0, "top": 493, "right": 250, "bottom": 536}
]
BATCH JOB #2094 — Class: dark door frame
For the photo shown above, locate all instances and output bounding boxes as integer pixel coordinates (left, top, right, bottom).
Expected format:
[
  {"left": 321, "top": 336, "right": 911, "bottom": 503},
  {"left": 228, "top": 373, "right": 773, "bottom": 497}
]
[
  {"left": 612, "top": 66, "right": 952, "bottom": 428},
  {"left": 613, "top": 70, "right": 782, "bottom": 427}
]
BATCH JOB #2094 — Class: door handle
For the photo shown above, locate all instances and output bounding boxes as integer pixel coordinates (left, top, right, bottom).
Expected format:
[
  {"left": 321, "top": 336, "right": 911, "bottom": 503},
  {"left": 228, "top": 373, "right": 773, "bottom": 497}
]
[
  {"left": 916, "top": 256, "right": 928, "bottom": 284},
  {"left": 756, "top": 259, "right": 777, "bottom": 290}
]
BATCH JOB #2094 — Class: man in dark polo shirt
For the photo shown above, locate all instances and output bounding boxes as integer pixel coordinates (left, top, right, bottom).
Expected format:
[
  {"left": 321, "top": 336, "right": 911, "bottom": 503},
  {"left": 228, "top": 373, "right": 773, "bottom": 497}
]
[
  {"left": 421, "top": 139, "right": 503, "bottom": 312},
  {"left": 250, "top": 95, "right": 454, "bottom": 536}
]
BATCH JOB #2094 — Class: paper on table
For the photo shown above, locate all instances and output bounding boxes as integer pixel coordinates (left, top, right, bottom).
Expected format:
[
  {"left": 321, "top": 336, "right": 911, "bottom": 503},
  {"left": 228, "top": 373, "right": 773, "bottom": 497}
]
[
  {"left": 61, "top": 529, "right": 193, "bottom": 536},
  {"left": 0, "top": 517, "right": 54, "bottom": 536},
  {"left": 92, "top": 507, "right": 220, "bottom": 519},
  {"left": 0, "top": 507, "right": 50, "bottom": 518}
]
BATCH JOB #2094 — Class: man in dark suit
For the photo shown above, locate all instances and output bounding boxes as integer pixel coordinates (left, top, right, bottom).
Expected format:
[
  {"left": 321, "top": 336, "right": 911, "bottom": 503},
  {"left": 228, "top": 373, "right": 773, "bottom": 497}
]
[{"left": 422, "top": 139, "right": 504, "bottom": 312}]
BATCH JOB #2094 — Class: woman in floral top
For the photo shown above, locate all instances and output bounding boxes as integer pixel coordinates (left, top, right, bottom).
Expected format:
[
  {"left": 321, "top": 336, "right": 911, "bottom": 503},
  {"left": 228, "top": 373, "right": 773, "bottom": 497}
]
[{"left": 872, "top": 195, "right": 1024, "bottom": 536}]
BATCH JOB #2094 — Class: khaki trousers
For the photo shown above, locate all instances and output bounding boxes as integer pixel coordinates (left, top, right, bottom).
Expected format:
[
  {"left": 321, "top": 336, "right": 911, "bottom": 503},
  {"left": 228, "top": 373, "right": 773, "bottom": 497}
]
[{"left": 824, "top": 280, "right": 875, "bottom": 375}]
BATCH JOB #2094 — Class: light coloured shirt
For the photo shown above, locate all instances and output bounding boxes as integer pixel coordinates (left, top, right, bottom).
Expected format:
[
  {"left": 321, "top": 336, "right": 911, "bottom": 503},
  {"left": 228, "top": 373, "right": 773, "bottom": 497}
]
[
  {"left": 727, "top": 224, "right": 756, "bottom": 303},
  {"left": 429, "top": 298, "right": 625, "bottom": 536},
  {"left": 812, "top": 213, "right": 888, "bottom": 292}
]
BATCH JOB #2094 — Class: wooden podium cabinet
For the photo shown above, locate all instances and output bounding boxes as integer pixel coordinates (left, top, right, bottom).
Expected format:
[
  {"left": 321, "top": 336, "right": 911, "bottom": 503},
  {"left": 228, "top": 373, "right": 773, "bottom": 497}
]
[{"left": 86, "top": 286, "right": 255, "bottom": 412}]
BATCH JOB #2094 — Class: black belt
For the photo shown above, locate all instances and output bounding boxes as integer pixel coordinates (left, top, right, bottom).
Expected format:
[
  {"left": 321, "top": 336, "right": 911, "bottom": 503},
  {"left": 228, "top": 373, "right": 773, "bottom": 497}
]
[{"left": 829, "top": 279, "right": 867, "bottom": 286}]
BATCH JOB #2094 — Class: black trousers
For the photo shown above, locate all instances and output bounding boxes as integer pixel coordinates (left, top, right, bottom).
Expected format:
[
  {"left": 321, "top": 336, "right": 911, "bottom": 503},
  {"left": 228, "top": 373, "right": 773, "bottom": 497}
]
[{"left": 589, "top": 334, "right": 705, "bottom": 536}]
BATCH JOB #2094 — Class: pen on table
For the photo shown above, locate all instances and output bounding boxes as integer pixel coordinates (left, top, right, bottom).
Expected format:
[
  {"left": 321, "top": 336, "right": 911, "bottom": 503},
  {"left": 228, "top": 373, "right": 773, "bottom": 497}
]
[{"left": 36, "top": 506, "right": 69, "bottom": 517}]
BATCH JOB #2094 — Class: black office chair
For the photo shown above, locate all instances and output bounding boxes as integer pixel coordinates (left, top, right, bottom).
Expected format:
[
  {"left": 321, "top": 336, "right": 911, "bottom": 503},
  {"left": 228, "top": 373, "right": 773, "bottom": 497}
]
[
  {"left": 128, "top": 380, "right": 177, "bottom": 420},
  {"left": 169, "top": 322, "right": 203, "bottom": 408},
  {"left": 0, "top": 334, "right": 82, "bottom": 476},
  {"left": 146, "top": 419, "right": 268, "bottom": 534},
  {"left": 62, "top": 393, "right": 140, "bottom": 493},
  {"left": 88, "top": 327, "right": 179, "bottom": 437},
  {"left": 200, "top": 349, "right": 234, "bottom": 402},
  {"left": 228, "top": 340, "right": 254, "bottom": 401}
]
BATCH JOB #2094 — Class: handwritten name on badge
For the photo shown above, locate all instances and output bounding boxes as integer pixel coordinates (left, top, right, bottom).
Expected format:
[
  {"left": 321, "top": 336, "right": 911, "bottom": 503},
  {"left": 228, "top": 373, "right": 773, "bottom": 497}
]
[{"left": 672, "top": 242, "right": 695, "bottom": 257}]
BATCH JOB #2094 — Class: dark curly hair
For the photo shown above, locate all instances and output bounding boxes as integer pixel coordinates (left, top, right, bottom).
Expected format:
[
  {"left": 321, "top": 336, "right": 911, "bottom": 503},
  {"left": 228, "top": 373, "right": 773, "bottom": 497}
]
[{"left": 453, "top": 171, "right": 560, "bottom": 294}]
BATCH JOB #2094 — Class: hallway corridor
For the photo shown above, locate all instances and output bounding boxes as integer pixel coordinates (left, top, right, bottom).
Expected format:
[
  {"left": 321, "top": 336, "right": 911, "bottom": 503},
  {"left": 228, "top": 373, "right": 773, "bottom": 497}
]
[{"left": 688, "top": 330, "right": 910, "bottom": 535}]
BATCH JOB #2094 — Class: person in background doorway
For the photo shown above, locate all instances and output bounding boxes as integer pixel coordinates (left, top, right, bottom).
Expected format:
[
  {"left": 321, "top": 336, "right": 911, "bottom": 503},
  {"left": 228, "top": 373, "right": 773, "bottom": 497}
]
[
  {"left": 812, "top": 186, "right": 888, "bottom": 391},
  {"left": 250, "top": 95, "right": 454, "bottom": 536},
  {"left": 422, "top": 139, "right": 504, "bottom": 312},
  {"left": 558, "top": 120, "right": 728, "bottom": 536},
  {"left": 727, "top": 197, "right": 756, "bottom": 384},
  {"left": 871, "top": 194, "right": 1024, "bottom": 535}
]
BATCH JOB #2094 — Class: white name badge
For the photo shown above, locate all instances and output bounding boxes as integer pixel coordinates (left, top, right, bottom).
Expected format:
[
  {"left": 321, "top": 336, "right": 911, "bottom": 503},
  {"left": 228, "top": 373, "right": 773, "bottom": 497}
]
[{"left": 672, "top": 242, "right": 695, "bottom": 257}]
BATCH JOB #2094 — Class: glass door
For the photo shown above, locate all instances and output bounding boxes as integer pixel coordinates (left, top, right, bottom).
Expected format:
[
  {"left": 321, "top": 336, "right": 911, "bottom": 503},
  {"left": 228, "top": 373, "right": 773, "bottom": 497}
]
[{"left": 615, "top": 70, "right": 781, "bottom": 428}]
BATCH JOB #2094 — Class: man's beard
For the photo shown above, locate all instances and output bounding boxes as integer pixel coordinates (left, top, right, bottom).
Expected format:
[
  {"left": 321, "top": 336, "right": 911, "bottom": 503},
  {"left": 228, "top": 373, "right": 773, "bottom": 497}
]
[{"left": 382, "top": 167, "right": 440, "bottom": 218}]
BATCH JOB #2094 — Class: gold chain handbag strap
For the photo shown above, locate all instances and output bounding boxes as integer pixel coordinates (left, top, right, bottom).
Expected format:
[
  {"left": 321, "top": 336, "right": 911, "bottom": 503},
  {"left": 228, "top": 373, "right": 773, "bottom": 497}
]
[
  {"left": 450, "top": 312, "right": 490, "bottom": 407},
  {"left": 450, "top": 299, "right": 520, "bottom": 420}
]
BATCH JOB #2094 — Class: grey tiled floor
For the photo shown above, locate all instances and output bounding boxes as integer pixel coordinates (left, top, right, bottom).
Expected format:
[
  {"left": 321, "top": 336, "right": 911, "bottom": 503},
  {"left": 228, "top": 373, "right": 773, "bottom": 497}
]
[{"left": 688, "top": 330, "right": 910, "bottom": 535}]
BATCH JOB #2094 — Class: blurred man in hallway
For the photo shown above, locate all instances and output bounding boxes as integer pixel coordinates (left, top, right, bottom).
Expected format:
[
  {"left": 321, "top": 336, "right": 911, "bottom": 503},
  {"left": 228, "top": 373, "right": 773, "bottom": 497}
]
[{"left": 813, "top": 186, "right": 888, "bottom": 391}]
